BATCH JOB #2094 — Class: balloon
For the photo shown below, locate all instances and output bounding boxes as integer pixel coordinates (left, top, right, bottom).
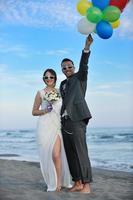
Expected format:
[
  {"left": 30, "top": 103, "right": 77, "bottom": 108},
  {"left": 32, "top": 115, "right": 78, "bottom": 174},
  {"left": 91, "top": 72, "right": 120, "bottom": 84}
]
[
  {"left": 96, "top": 20, "right": 113, "bottom": 39},
  {"left": 111, "top": 19, "right": 120, "bottom": 29},
  {"left": 103, "top": 6, "right": 121, "bottom": 22},
  {"left": 77, "top": 0, "right": 92, "bottom": 16},
  {"left": 77, "top": 17, "right": 96, "bottom": 35},
  {"left": 86, "top": 7, "right": 103, "bottom": 23},
  {"left": 92, "top": 0, "right": 110, "bottom": 10},
  {"left": 110, "top": 0, "right": 129, "bottom": 12}
]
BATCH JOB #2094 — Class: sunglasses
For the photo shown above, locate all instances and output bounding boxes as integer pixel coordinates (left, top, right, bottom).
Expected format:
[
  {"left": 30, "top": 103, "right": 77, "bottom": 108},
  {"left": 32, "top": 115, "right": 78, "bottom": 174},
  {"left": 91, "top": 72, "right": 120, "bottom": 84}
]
[
  {"left": 62, "top": 65, "right": 74, "bottom": 71},
  {"left": 44, "top": 76, "right": 55, "bottom": 80}
]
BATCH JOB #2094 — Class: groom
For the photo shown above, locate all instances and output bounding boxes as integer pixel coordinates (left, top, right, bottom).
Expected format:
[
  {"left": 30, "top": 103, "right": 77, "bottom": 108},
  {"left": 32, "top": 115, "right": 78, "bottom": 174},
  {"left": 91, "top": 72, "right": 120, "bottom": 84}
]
[{"left": 60, "top": 34, "right": 93, "bottom": 193}]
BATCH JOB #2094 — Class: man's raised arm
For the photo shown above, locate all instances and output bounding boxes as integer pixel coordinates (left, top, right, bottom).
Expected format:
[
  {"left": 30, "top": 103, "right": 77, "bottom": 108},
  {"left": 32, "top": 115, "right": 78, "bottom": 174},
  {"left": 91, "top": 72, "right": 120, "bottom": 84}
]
[{"left": 78, "top": 34, "right": 93, "bottom": 80}]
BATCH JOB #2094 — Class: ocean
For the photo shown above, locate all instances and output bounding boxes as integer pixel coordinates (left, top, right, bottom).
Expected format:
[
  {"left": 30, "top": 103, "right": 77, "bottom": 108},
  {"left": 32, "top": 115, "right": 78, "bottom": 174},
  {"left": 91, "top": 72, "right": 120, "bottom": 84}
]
[{"left": 0, "top": 127, "right": 133, "bottom": 173}]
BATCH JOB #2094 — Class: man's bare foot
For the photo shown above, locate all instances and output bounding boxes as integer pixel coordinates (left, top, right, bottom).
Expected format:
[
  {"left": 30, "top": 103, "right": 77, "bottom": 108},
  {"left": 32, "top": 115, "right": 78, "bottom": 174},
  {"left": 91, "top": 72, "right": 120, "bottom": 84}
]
[
  {"left": 69, "top": 184, "right": 83, "bottom": 192},
  {"left": 80, "top": 183, "right": 91, "bottom": 194},
  {"left": 69, "top": 181, "right": 83, "bottom": 192}
]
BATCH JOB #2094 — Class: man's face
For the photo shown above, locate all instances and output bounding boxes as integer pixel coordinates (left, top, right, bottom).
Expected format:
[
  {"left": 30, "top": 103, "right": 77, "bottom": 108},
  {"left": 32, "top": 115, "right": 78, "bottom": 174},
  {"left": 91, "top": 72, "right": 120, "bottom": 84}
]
[{"left": 61, "top": 61, "right": 75, "bottom": 78}]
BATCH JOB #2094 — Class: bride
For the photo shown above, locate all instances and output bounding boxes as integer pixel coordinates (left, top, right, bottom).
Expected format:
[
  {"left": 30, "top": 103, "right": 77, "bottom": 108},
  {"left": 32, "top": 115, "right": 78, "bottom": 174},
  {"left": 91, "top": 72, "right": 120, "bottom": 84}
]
[{"left": 32, "top": 68, "right": 71, "bottom": 192}]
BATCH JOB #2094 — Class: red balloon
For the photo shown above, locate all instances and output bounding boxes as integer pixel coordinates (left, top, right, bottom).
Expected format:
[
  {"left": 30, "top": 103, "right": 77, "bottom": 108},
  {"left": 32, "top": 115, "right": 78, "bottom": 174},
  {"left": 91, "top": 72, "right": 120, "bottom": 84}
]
[{"left": 109, "top": 0, "right": 129, "bottom": 11}]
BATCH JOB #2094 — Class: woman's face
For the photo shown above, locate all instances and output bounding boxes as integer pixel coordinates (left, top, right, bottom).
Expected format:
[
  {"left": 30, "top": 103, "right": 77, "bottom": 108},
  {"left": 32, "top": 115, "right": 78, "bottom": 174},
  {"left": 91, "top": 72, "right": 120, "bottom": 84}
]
[{"left": 44, "top": 71, "right": 55, "bottom": 87}]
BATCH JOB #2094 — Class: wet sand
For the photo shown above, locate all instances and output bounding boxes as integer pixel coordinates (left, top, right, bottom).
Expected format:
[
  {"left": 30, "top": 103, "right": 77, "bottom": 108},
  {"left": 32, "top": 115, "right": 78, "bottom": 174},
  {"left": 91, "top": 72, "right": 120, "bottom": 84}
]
[{"left": 0, "top": 159, "right": 133, "bottom": 200}]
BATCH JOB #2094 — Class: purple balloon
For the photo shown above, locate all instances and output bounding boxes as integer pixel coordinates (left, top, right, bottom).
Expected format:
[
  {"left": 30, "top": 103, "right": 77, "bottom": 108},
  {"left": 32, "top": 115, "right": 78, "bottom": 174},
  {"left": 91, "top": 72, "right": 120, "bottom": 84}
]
[
  {"left": 92, "top": 0, "right": 110, "bottom": 10},
  {"left": 96, "top": 20, "right": 113, "bottom": 39}
]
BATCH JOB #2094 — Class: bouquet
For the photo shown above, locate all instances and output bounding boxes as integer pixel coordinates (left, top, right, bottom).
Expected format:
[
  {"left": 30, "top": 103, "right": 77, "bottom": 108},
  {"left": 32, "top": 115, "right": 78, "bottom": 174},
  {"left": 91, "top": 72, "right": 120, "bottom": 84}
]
[
  {"left": 44, "top": 90, "right": 60, "bottom": 104},
  {"left": 44, "top": 90, "right": 60, "bottom": 112}
]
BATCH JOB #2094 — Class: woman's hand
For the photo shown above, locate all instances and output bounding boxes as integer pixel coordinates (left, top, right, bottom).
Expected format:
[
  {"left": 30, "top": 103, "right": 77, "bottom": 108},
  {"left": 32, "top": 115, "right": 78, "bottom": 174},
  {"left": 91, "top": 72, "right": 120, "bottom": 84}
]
[{"left": 46, "top": 104, "right": 53, "bottom": 113}]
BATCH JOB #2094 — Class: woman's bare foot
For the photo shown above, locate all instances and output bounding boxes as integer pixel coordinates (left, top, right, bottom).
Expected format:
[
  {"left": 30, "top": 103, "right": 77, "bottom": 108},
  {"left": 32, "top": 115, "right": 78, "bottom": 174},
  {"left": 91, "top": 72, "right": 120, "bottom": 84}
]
[
  {"left": 80, "top": 183, "right": 91, "bottom": 193},
  {"left": 55, "top": 185, "right": 61, "bottom": 192}
]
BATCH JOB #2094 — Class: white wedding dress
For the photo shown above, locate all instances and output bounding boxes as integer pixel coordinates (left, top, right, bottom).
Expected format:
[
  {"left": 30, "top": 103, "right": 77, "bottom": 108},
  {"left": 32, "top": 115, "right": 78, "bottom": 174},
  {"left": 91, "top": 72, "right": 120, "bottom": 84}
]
[{"left": 36, "top": 89, "right": 72, "bottom": 191}]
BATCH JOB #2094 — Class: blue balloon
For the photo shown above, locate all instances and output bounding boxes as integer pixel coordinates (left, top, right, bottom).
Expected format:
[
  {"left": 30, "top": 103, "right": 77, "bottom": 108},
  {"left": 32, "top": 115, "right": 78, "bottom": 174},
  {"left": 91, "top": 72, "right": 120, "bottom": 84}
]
[
  {"left": 92, "top": 0, "right": 110, "bottom": 10},
  {"left": 96, "top": 20, "right": 113, "bottom": 39}
]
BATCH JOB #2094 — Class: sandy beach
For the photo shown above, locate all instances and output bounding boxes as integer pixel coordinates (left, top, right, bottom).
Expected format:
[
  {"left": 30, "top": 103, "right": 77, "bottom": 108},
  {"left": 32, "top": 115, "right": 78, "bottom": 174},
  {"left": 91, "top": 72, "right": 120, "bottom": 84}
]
[{"left": 0, "top": 159, "right": 133, "bottom": 200}]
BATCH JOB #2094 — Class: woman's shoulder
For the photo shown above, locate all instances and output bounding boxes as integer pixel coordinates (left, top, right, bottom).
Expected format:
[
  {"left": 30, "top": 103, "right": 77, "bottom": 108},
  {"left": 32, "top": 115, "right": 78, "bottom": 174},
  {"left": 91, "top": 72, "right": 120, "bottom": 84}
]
[{"left": 37, "top": 89, "right": 46, "bottom": 99}]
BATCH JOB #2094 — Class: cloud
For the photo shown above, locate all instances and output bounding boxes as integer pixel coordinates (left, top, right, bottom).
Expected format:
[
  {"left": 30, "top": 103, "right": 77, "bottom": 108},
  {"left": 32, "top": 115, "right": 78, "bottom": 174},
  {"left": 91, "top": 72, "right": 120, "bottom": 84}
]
[
  {"left": 0, "top": 0, "right": 132, "bottom": 39},
  {"left": 85, "top": 79, "right": 133, "bottom": 127},
  {"left": 1, "top": 62, "right": 132, "bottom": 97},
  {"left": 0, "top": 64, "right": 65, "bottom": 90},
  {"left": 87, "top": 80, "right": 133, "bottom": 99},
  {"left": 0, "top": 36, "right": 30, "bottom": 57},
  {"left": 0, "top": 43, "right": 29, "bottom": 57},
  {"left": 0, "top": 65, "right": 41, "bottom": 88},
  {"left": 0, "top": 0, "right": 79, "bottom": 28},
  {"left": 94, "top": 60, "right": 131, "bottom": 70},
  {"left": 0, "top": 36, "right": 71, "bottom": 57},
  {"left": 45, "top": 49, "right": 69, "bottom": 56},
  {"left": 0, "top": 64, "right": 8, "bottom": 73},
  {"left": 0, "top": 63, "right": 132, "bottom": 129},
  {"left": 116, "top": 1, "right": 133, "bottom": 39}
]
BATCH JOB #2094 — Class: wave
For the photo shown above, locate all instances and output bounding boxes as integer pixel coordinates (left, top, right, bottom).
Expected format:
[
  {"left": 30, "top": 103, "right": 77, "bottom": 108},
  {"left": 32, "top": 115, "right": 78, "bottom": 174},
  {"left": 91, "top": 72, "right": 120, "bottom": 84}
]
[
  {"left": 0, "top": 137, "right": 36, "bottom": 143},
  {"left": 0, "top": 154, "right": 20, "bottom": 157},
  {"left": 19, "top": 130, "right": 34, "bottom": 133},
  {"left": 0, "top": 127, "right": 133, "bottom": 172},
  {"left": 87, "top": 131, "right": 133, "bottom": 143},
  {"left": 99, "top": 135, "right": 114, "bottom": 139}
]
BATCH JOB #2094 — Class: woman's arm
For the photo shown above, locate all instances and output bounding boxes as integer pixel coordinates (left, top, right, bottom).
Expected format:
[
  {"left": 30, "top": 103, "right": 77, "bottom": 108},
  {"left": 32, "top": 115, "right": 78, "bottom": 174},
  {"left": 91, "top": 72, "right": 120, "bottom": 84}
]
[{"left": 32, "top": 91, "right": 48, "bottom": 116}]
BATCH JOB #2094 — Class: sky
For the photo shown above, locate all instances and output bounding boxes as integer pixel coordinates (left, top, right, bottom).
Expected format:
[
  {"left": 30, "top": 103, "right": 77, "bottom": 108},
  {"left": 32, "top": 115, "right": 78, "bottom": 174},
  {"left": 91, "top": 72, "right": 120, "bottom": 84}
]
[{"left": 0, "top": 0, "right": 133, "bottom": 129}]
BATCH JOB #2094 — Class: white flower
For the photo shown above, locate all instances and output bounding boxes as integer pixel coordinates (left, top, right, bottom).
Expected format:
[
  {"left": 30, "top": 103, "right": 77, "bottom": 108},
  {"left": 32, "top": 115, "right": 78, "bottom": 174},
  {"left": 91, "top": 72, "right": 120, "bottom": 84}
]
[{"left": 44, "top": 90, "right": 60, "bottom": 103}]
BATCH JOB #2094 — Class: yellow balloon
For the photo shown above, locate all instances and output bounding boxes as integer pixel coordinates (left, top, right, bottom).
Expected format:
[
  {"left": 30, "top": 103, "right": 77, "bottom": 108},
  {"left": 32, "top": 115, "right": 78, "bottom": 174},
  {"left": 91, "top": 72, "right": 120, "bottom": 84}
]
[
  {"left": 77, "top": 0, "right": 92, "bottom": 16},
  {"left": 111, "top": 19, "right": 120, "bottom": 29}
]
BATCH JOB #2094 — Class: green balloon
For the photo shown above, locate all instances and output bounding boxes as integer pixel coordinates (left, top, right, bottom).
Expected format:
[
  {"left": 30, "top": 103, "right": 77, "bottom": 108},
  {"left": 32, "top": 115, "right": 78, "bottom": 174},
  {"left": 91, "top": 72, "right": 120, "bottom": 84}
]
[
  {"left": 103, "top": 6, "right": 121, "bottom": 22},
  {"left": 86, "top": 7, "right": 103, "bottom": 23}
]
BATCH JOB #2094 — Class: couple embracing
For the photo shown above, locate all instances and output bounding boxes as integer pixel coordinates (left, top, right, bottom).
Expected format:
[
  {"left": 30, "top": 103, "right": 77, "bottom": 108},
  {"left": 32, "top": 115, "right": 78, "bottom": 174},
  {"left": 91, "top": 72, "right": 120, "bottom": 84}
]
[{"left": 32, "top": 35, "right": 93, "bottom": 193}]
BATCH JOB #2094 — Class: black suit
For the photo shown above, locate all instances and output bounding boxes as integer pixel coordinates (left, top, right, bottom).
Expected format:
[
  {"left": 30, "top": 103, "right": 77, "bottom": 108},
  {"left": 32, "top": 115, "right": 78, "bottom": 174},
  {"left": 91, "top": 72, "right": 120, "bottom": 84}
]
[
  {"left": 60, "top": 51, "right": 92, "bottom": 122},
  {"left": 60, "top": 51, "right": 92, "bottom": 183}
]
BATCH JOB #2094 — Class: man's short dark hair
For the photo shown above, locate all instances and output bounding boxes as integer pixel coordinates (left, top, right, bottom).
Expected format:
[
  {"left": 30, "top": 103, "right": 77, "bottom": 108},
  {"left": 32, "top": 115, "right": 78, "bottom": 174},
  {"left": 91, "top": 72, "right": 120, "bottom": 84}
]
[{"left": 61, "top": 58, "right": 74, "bottom": 66}]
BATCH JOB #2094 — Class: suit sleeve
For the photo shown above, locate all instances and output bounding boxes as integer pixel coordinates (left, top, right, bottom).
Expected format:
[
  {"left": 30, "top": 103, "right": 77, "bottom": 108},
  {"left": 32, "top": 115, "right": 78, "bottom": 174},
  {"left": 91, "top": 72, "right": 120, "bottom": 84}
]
[
  {"left": 77, "top": 50, "right": 91, "bottom": 81},
  {"left": 59, "top": 82, "right": 62, "bottom": 96},
  {"left": 59, "top": 80, "right": 66, "bottom": 98}
]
